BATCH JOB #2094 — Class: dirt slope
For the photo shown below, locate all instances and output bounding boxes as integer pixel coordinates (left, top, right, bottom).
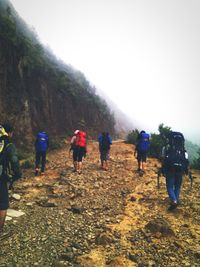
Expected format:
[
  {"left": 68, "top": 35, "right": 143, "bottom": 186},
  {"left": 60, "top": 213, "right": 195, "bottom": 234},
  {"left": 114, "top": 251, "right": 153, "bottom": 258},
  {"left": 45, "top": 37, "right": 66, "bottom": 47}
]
[{"left": 0, "top": 141, "right": 200, "bottom": 267}]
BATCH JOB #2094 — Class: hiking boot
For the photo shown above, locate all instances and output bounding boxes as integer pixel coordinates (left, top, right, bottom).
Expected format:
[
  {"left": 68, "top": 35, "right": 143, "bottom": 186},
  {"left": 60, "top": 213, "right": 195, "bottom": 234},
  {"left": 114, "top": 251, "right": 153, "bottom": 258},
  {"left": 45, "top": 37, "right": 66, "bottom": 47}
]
[
  {"left": 168, "top": 202, "right": 178, "bottom": 211},
  {"left": 35, "top": 169, "right": 39, "bottom": 176}
]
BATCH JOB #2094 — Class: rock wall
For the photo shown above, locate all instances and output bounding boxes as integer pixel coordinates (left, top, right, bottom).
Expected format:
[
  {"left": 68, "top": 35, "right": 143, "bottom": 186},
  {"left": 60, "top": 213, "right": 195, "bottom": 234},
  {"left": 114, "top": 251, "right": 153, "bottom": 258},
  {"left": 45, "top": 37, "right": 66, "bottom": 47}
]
[{"left": 0, "top": 8, "right": 115, "bottom": 149}]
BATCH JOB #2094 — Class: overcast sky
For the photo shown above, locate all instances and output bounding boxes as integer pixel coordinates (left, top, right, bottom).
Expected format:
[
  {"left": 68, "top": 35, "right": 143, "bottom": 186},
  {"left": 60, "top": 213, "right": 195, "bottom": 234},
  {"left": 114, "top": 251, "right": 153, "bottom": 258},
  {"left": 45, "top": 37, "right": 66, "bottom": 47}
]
[{"left": 9, "top": 0, "right": 200, "bottom": 143}]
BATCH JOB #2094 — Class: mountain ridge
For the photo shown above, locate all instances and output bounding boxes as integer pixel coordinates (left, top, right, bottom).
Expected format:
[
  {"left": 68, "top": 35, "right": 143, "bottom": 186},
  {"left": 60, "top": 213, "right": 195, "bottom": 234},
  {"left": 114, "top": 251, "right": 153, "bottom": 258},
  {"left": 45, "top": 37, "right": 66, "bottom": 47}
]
[{"left": 0, "top": 0, "right": 135, "bottom": 149}]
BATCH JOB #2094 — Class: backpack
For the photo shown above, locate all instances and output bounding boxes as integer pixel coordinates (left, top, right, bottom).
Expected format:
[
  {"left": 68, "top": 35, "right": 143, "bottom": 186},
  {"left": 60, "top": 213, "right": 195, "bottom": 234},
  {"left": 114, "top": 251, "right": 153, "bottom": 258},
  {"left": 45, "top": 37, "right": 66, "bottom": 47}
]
[
  {"left": 35, "top": 132, "right": 49, "bottom": 152},
  {"left": 99, "top": 133, "right": 111, "bottom": 150},
  {"left": 0, "top": 126, "right": 9, "bottom": 178},
  {"left": 137, "top": 132, "right": 150, "bottom": 152},
  {"left": 163, "top": 131, "right": 188, "bottom": 172},
  {"left": 75, "top": 131, "right": 86, "bottom": 148}
]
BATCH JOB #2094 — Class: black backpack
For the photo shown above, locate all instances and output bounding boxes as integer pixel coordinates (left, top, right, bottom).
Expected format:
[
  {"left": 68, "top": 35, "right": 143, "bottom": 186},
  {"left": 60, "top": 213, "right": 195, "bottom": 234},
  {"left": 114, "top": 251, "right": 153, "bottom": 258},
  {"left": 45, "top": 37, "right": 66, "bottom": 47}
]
[{"left": 163, "top": 131, "right": 188, "bottom": 173}]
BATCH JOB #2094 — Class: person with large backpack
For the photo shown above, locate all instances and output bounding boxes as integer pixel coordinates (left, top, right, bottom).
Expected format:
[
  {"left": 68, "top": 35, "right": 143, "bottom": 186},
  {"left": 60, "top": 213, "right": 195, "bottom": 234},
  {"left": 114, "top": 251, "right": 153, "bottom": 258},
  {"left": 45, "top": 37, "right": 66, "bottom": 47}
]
[
  {"left": 134, "top": 130, "right": 150, "bottom": 173},
  {"left": 35, "top": 131, "right": 49, "bottom": 176},
  {"left": 98, "top": 132, "right": 112, "bottom": 171},
  {"left": 73, "top": 130, "right": 87, "bottom": 174},
  {"left": 0, "top": 123, "right": 21, "bottom": 239},
  {"left": 161, "top": 131, "right": 189, "bottom": 211}
]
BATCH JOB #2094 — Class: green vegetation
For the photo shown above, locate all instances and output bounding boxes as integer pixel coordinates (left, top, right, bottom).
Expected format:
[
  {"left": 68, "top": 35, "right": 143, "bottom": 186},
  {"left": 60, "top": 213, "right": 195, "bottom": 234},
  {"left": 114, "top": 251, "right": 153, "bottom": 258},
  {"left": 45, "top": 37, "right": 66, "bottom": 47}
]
[
  {"left": 21, "top": 157, "right": 35, "bottom": 169},
  {"left": 49, "top": 137, "right": 66, "bottom": 150},
  {"left": 148, "top": 124, "right": 171, "bottom": 159},
  {"left": 192, "top": 149, "right": 200, "bottom": 169},
  {"left": 126, "top": 129, "right": 139, "bottom": 145}
]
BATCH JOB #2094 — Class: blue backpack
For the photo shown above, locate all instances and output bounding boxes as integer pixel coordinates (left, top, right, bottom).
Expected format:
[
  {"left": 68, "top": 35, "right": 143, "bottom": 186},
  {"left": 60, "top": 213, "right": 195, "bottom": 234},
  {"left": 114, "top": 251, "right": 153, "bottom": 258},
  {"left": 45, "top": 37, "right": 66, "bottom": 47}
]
[
  {"left": 99, "top": 133, "right": 112, "bottom": 150},
  {"left": 163, "top": 131, "right": 188, "bottom": 172},
  {"left": 137, "top": 132, "right": 150, "bottom": 152},
  {"left": 35, "top": 132, "right": 49, "bottom": 152}
]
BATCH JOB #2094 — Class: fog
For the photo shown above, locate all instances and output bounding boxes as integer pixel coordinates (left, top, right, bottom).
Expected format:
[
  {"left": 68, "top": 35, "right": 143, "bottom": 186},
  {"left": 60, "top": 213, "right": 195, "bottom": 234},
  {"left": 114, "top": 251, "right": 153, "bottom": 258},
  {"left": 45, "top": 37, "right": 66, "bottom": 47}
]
[{"left": 8, "top": 0, "right": 200, "bottom": 144}]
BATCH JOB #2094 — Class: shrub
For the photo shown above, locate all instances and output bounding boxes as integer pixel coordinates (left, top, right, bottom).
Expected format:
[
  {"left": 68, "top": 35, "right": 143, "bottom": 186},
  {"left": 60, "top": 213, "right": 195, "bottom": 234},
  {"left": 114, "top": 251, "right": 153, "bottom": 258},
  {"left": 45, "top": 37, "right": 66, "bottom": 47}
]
[
  {"left": 21, "top": 158, "right": 35, "bottom": 169},
  {"left": 126, "top": 129, "right": 139, "bottom": 144}
]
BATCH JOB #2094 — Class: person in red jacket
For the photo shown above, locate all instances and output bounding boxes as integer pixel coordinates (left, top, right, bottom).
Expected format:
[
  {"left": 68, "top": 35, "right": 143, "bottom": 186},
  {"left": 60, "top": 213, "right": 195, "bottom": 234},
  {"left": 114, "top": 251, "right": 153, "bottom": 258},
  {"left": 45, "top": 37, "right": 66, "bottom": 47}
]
[{"left": 73, "top": 130, "right": 87, "bottom": 174}]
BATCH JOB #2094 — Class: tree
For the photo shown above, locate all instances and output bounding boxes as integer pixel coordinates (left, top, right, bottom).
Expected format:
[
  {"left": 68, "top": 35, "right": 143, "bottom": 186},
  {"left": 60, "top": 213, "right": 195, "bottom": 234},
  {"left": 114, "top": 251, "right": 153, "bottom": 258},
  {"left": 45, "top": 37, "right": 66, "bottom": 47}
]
[
  {"left": 148, "top": 123, "right": 171, "bottom": 159},
  {"left": 191, "top": 149, "right": 200, "bottom": 170}
]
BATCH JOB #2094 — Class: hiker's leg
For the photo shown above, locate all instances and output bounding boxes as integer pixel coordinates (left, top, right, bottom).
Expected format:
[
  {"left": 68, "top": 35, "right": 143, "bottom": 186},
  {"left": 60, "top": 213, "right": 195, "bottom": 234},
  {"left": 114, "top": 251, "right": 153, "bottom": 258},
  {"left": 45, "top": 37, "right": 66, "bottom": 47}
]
[
  {"left": 0, "top": 210, "right": 7, "bottom": 232},
  {"left": 137, "top": 152, "right": 142, "bottom": 170},
  {"left": 102, "top": 160, "right": 106, "bottom": 170},
  {"left": 138, "top": 160, "right": 142, "bottom": 171},
  {"left": 174, "top": 172, "right": 182, "bottom": 202},
  {"left": 78, "top": 161, "right": 82, "bottom": 172},
  {"left": 105, "top": 160, "right": 108, "bottom": 170},
  {"left": 141, "top": 152, "right": 147, "bottom": 171},
  {"left": 0, "top": 180, "right": 9, "bottom": 232},
  {"left": 100, "top": 151, "right": 103, "bottom": 168},
  {"left": 41, "top": 152, "right": 46, "bottom": 172},
  {"left": 73, "top": 161, "right": 77, "bottom": 171},
  {"left": 166, "top": 172, "right": 177, "bottom": 202},
  {"left": 35, "top": 151, "right": 40, "bottom": 175},
  {"left": 77, "top": 148, "right": 84, "bottom": 173},
  {"left": 100, "top": 150, "right": 105, "bottom": 169},
  {"left": 141, "top": 161, "right": 145, "bottom": 171},
  {"left": 73, "top": 148, "right": 78, "bottom": 171},
  {"left": 102, "top": 151, "right": 107, "bottom": 170},
  {"left": 104, "top": 151, "right": 109, "bottom": 170}
]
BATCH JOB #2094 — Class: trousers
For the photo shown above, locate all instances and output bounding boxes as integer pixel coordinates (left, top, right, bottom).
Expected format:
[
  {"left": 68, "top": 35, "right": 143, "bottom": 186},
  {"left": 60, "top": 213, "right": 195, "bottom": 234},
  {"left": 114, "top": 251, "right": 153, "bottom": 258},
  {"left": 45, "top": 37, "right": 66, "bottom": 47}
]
[{"left": 166, "top": 171, "right": 182, "bottom": 203}]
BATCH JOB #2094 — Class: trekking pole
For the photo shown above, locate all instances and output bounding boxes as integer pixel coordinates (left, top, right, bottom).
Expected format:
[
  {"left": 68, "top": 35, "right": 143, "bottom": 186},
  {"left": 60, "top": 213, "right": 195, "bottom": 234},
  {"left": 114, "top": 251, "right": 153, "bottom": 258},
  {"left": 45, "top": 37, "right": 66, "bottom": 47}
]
[{"left": 188, "top": 171, "right": 193, "bottom": 191}]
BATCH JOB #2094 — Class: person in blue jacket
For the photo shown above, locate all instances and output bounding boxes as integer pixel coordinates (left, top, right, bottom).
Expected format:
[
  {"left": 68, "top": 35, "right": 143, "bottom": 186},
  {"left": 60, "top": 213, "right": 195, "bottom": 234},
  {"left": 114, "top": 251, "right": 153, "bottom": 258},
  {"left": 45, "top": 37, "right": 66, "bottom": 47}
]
[
  {"left": 134, "top": 130, "right": 150, "bottom": 172},
  {"left": 98, "top": 132, "right": 112, "bottom": 170},
  {"left": 35, "top": 131, "right": 49, "bottom": 176}
]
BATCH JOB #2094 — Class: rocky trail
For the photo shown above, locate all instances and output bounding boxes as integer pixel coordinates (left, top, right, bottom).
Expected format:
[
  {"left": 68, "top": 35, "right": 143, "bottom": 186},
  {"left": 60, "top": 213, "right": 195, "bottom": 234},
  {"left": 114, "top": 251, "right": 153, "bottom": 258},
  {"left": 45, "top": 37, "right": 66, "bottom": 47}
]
[{"left": 0, "top": 141, "right": 200, "bottom": 267}]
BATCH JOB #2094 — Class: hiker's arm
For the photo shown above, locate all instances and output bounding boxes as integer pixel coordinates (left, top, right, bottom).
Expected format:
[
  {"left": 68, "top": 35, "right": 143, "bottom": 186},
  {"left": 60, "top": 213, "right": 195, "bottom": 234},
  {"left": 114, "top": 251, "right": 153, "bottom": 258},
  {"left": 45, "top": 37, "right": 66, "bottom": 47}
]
[
  {"left": 69, "top": 143, "right": 74, "bottom": 152},
  {"left": 7, "top": 144, "right": 22, "bottom": 182},
  {"left": 109, "top": 136, "right": 112, "bottom": 145}
]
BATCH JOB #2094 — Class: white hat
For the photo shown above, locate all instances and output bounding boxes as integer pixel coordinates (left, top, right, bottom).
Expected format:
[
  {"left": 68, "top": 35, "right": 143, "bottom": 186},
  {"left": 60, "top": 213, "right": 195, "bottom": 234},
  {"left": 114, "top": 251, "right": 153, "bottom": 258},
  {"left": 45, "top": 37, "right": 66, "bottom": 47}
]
[{"left": 74, "top": 130, "right": 79, "bottom": 135}]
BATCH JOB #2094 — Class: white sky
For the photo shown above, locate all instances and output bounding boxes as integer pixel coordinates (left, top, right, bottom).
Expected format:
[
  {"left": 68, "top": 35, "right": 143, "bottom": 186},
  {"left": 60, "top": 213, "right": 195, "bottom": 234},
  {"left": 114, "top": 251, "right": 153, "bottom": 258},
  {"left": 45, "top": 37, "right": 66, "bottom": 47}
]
[{"left": 9, "top": 0, "right": 200, "bottom": 143}]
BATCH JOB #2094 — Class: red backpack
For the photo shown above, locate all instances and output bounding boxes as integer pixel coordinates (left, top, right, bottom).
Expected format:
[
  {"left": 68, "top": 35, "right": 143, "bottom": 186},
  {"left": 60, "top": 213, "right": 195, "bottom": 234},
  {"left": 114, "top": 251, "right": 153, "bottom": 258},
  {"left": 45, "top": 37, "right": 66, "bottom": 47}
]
[{"left": 75, "top": 131, "right": 86, "bottom": 147}]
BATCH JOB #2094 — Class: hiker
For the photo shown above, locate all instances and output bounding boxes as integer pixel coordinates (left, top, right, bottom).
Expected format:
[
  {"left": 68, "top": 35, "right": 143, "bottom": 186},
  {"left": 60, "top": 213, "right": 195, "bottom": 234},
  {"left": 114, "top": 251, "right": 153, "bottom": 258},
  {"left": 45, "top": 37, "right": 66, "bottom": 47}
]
[
  {"left": 0, "top": 123, "right": 21, "bottom": 238},
  {"left": 98, "top": 132, "right": 112, "bottom": 170},
  {"left": 35, "top": 131, "right": 49, "bottom": 176},
  {"left": 69, "top": 130, "right": 79, "bottom": 172},
  {"left": 72, "top": 130, "right": 87, "bottom": 174},
  {"left": 134, "top": 130, "right": 150, "bottom": 172},
  {"left": 161, "top": 131, "right": 189, "bottom": 211}
]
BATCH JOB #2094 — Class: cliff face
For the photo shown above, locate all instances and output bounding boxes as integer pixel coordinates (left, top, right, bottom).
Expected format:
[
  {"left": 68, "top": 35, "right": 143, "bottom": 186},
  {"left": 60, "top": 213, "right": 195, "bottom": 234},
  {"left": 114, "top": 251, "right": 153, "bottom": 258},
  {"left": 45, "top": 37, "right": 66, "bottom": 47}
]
[{"left": 0, "top": 1, "right": 115, "bottom": 148}]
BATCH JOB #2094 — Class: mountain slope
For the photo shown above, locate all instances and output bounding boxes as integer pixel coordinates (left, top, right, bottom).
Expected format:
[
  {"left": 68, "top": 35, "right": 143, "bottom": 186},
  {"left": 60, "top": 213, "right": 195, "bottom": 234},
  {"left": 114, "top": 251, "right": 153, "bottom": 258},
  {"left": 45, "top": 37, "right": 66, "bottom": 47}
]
[{"left": 0, "top": 0, "right": 116, "bottom": 148}]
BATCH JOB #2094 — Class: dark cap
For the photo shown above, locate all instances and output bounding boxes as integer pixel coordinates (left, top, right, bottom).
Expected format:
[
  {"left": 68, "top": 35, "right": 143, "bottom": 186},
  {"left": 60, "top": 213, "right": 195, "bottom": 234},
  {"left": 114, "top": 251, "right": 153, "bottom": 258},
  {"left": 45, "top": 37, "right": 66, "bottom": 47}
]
[{"left": 2, "top": 123, "right": 14, "bottom": 133}]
